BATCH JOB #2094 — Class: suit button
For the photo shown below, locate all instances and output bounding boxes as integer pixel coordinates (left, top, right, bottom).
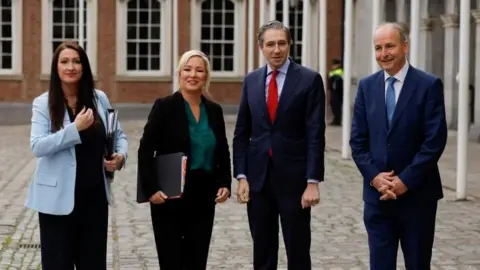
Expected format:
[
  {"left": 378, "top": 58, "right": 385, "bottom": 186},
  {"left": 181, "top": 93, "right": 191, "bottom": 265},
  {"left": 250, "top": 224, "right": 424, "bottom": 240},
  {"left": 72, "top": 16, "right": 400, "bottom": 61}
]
[{"left": 387, "top": 143, "right": 391, "bottom": 147}]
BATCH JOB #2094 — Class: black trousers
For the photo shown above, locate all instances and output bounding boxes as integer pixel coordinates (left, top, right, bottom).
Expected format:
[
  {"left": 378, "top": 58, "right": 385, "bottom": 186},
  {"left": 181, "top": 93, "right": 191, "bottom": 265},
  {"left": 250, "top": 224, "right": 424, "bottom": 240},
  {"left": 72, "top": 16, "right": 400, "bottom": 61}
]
[
  {"left": 247, "top": 160, "right": 312, "bottom": 270},
  {"left": 38, "top": 187, "right": 109, "bottom": 270},
  {"left": 150, "top": 169, "right": 217, "bottom": 270}
]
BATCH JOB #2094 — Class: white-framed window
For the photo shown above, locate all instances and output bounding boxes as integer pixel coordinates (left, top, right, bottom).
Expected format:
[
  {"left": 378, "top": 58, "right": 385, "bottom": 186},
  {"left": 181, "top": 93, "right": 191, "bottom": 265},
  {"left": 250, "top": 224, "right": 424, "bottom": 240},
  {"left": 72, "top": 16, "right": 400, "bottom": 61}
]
[
  {"left": 116, "top": 0, "right": 172, "bottom": 76},
  {"left": 275, "top": 0, "right": 303, "bottom": 64},
  {"left": 0, "top": 0, "right": 22, "bottom": 75},
  {"left": 191, "top": 0, "right": 246, "bottom": 77},
  {"left": 41, "top": 0, "right": 98, "bottom": 75},
  {"left": 266, "top": 0, "right": 316, "bottom": 67}
]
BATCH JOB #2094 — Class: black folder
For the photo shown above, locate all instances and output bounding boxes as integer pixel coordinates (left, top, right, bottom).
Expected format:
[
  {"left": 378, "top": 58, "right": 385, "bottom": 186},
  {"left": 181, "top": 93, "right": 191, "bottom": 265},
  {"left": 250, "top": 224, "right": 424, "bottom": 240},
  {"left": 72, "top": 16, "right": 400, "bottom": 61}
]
[
  {"left": 136, "top": 152, "right": 187, "bottom": 203},
  {"left": 105, "top": 108, "right": 118, "bottom": 181}
]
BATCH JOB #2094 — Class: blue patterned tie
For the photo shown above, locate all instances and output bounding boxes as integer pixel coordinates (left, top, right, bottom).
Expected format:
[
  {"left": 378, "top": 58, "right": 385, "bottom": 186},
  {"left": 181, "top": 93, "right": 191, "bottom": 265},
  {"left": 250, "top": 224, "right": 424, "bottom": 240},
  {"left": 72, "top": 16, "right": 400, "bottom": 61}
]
[{"left": 385, "top": 77, "right": 397, "bottom": 125}]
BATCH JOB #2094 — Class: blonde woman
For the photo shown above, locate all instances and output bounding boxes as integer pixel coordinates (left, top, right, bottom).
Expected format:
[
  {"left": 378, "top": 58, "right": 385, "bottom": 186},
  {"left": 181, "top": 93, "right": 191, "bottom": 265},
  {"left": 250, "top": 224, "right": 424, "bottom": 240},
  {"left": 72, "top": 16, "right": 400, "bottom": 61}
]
[{"left": 137, "top": 50, "right": 231, "bottom": 269}]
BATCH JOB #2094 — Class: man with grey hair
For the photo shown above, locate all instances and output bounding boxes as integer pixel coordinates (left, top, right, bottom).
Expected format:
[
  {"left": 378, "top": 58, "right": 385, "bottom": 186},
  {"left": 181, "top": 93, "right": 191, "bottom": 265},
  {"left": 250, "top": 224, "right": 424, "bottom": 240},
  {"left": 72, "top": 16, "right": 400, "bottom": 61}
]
[
  {"left": 233, "top": 20, "right": 325, "bottom": 269},
  {"left": 350, "top": 22, "right": 447, "bottom": 269}
]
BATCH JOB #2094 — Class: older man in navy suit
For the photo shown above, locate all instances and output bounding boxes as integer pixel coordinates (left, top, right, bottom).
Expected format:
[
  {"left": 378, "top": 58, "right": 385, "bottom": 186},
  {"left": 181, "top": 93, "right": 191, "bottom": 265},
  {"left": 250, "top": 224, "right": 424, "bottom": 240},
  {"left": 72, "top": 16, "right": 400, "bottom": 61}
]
[
  {"left": 350, "top": 22, "right": 448, "bottom": 269},
  {"left": 233, "top": 20, "right": 325, "bottom": 270}
]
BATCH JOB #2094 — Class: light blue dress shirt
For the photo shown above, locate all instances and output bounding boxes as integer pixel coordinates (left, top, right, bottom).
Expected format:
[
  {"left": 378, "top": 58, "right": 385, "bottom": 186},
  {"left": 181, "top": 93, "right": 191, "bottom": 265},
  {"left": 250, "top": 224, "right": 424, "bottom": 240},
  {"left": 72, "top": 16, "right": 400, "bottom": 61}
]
[{"left": 265, "top": 58, "right": 290, "bottom": 100}]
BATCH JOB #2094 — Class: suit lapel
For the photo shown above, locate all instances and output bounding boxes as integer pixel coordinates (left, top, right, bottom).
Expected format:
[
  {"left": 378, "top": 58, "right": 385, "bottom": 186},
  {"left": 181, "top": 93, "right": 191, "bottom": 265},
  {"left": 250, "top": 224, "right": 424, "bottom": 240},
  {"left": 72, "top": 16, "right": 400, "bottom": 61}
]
[
  {"left": 374, "top": 72, "right": 388, "bottom": 135},
  {"left": 173, "top": 92, "right": 191, "bottom": 156},
  {"left": 62, "top": 107, "right": 76, "bottom": 158},
  {"left": 95, "top": 96, "right": 107, "bottom": 129},
  {"left": 388, "top": 67, "right": 416, "bottom": 134},
  {"left": 275, "top": 61, "right": 301, "bottom": 122},
  {"left": 255, "top": 66, "right": 270, "bottom": 124},
  {"left": 203, "top": 97, "right": 217, "bottom": 134}
]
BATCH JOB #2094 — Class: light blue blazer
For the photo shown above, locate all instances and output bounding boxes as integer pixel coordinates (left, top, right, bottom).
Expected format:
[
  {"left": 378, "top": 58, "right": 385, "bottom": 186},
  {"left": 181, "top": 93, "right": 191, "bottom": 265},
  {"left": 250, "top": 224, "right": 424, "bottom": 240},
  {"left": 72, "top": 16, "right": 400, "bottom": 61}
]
[{"left": 25, "top": 89, "right": 128, "bottom": 215}]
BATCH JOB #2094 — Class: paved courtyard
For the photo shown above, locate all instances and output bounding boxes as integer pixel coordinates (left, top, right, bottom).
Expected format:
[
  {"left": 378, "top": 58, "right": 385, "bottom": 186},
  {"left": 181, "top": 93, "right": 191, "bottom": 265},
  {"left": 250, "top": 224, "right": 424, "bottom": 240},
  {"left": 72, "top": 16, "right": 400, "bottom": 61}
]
[{"left": 0, "top": 117, "right": 479, "bottom": 269}]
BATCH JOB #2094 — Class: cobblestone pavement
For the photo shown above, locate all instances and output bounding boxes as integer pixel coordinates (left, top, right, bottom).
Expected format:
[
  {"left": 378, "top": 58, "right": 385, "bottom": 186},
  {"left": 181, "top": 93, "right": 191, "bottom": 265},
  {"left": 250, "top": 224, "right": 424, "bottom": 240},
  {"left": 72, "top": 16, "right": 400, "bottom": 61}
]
[{"left": 0, "top": 118, "right": 479, "bottom": 269}]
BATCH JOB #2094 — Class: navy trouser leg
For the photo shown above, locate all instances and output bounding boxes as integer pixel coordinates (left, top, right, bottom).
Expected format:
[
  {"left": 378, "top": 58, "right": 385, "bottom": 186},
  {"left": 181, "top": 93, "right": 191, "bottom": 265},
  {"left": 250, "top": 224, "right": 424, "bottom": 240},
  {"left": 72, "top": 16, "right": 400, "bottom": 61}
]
[
  {"left": 399, "top": 201, "right": 438, "bottom": 270},
  {"left": 364, "top": 202, "right": 399, "bottom": 270}
]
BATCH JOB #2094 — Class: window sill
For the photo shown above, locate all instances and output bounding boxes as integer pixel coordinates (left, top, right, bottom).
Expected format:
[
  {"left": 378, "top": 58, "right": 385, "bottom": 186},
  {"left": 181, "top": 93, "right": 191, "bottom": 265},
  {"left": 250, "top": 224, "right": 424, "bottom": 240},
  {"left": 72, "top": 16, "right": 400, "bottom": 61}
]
[
  {"left": 115, "top": 75, "right": 172, "bottom": 82},
  {"left": 210, "top": 76, "right": 244, "bottom": 83},
  {"left": 0, "top": 74, "right": 24, "bottom": 81},
  {"left": 40, "top": 74, "right": 99, "bottom": 81}
]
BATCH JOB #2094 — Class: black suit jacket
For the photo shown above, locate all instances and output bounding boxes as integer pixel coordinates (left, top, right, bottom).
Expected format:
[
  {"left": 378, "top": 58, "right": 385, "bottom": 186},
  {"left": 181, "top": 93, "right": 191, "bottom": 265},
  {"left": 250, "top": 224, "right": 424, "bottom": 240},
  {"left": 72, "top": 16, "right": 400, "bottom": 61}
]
[{"left": 137, "top": 91, "right": 232, "bottom": 199}]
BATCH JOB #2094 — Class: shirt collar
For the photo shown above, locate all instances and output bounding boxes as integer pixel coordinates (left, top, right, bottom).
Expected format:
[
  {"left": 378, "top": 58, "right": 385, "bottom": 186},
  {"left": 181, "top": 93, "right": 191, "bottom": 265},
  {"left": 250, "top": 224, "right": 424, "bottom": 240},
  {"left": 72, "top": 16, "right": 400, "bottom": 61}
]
[
  {"left": 384, "top": 60, "right": 409, "bottom": 83},
  {"left": 267, "top": 58, "right": 290, "bottom": 75}
]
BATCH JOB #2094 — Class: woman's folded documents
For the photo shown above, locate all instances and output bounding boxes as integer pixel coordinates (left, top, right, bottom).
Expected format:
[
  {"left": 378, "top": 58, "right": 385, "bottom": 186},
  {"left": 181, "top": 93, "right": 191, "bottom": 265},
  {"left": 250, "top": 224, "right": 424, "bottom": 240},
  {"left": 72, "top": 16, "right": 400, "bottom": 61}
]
[
  {"left": 105, "top": 108, "right": 118, "bottom": 180},
  {"left": 136, "top": 152, "right": 187, "bottom": 203}
]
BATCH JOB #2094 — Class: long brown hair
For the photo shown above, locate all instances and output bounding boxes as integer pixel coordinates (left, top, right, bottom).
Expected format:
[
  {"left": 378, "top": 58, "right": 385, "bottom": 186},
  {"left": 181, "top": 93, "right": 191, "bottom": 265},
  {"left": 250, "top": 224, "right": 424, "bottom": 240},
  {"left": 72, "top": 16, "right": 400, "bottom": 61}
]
[{"left": 48, "top": 41, "right": 97, "bottom": 132}]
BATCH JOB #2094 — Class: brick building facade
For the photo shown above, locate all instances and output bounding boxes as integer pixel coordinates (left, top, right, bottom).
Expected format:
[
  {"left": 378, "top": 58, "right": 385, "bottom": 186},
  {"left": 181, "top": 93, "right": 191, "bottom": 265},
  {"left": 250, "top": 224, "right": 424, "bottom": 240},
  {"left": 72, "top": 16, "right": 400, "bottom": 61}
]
[{"left": 1, "top": 0, "right": 343, "bottom": 105}]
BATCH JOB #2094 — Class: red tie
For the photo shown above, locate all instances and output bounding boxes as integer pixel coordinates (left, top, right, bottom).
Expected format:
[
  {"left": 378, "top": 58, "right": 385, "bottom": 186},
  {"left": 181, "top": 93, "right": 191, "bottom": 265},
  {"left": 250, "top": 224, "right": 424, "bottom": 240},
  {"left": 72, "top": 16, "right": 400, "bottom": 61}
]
[
  {"left": 267, "top": 70, "right": 278, "bottom": 156},
  {"left": 267, "top": 70, "right": 279, "bottom": 122}
]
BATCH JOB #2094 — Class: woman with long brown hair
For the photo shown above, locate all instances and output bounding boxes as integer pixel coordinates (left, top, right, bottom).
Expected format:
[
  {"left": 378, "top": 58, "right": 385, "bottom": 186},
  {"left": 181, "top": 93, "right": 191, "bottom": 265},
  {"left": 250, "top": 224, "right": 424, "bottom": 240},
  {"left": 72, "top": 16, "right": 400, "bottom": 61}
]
[{"left": 25, "top": 41, "right": 128, "bottom": 269}]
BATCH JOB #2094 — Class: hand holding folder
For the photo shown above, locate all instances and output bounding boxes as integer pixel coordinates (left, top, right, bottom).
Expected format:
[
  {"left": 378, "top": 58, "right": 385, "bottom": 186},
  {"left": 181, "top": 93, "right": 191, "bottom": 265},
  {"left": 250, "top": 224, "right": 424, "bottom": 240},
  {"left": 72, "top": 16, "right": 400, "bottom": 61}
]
[
  {"left": 105, "top": 109, "right": 118, "bottom": 180},
  {"left": 137, "top": 152, "right": 187, "bottom": 203}
]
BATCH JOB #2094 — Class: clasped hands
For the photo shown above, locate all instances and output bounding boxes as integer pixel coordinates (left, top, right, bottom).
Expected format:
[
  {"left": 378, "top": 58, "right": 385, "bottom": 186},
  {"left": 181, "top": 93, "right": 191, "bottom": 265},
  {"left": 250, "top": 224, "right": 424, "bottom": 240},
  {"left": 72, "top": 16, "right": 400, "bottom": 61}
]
[{"left": 371, "top": 170, "right": 408, "bottom": 200}]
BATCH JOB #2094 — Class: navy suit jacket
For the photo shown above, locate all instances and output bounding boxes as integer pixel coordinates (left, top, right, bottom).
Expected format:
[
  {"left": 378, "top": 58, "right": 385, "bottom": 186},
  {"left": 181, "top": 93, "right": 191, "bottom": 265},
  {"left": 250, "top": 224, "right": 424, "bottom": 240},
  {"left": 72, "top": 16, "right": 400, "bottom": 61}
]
[
  {"left": 350, "top": 66, "right": 448, "bottom": 205},
  {"left": 233, "top": 60, "right": 325, "bottom": 195}
]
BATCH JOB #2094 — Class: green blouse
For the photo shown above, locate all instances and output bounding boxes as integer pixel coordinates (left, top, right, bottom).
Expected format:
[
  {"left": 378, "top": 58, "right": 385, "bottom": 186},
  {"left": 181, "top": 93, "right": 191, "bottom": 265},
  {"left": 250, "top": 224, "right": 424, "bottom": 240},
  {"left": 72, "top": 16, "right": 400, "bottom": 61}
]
[{"left": 184, "top": 101, "right": 216, "bottom": 172}]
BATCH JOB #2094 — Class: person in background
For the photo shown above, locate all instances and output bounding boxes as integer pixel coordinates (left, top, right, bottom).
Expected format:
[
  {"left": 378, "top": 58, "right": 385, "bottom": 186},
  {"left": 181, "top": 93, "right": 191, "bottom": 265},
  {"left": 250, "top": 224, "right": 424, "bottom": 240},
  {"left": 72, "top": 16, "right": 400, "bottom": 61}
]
[
  {"left": 137, "top": 49, "right": 231, "bottom": 269},
  {"left": 350, "top": 22, "right": 447, "bottom": 269},
  {"left": 233, "top": 20, "right": 325, "bottom": 270},
  {"left": 328, "top": 58, "right": 344, "bottom": 126},
  {"left": 25, "top": 41, "right": 128, "bottom": 269}
]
